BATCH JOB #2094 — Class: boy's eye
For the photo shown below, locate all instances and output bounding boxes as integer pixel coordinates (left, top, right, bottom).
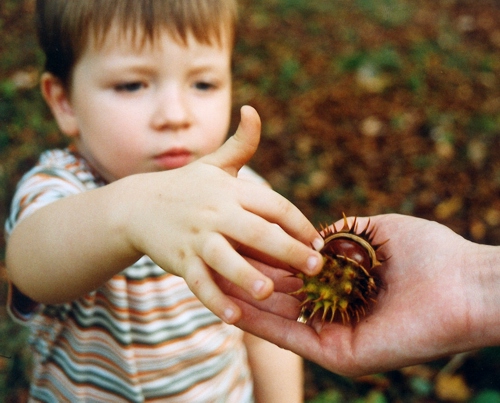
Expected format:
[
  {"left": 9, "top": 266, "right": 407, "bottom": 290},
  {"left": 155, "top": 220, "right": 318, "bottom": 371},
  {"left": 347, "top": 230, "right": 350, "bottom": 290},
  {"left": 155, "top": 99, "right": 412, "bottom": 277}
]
[
  {"left": 114, "top": 82, "right": 144, "bottom": 92},
  {"left": 194, "top": 81, "right": 216, "bottom": 91}
]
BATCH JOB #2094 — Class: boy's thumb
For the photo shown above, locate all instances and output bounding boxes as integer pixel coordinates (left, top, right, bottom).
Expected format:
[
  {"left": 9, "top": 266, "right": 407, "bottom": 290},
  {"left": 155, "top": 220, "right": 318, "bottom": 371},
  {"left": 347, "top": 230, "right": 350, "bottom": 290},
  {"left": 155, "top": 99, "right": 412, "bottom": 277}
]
[{"left": 202, "top": 105, "right": 261, "bottom": 176}]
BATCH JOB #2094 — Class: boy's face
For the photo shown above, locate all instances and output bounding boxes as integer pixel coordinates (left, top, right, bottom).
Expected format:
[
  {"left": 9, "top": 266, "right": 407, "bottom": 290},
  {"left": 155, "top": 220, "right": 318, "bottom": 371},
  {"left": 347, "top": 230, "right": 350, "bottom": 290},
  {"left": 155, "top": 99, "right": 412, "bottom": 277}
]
[{"left": 63, "top": 25, "right": 232, "bottom": 182}]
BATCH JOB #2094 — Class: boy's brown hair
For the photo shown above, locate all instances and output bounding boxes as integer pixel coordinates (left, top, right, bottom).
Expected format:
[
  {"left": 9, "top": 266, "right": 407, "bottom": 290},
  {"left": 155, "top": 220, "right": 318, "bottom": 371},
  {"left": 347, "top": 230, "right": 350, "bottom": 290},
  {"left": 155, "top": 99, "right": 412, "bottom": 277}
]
[{"left": 36, "top": 0, "right": 238, "bottom": 88}]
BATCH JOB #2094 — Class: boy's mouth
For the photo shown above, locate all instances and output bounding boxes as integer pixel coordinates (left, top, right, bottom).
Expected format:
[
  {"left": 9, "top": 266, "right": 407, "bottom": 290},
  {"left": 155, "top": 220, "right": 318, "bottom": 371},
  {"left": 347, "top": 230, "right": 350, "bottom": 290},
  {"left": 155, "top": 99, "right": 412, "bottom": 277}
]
[{"left": 154, "top": 149, "right": 193, "bottom": 170}]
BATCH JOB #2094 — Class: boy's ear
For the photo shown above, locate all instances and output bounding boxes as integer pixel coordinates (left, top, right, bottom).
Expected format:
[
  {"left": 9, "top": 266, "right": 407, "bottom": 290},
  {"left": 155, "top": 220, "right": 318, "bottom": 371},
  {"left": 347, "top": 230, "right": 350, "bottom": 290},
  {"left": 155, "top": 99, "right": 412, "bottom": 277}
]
[{"left": 40, "top": 72, "right": 79, "bottom": 137}]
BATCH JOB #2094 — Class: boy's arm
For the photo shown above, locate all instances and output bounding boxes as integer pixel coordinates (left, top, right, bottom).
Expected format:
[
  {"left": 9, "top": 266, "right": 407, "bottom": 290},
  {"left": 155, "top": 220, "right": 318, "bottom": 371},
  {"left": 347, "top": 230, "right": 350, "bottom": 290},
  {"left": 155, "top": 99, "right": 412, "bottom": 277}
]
[
  {"left": 6, "top": 177, "right": 144, "bottom": 305},
  {"left": 6, "top": 106, "right": 324, "bottom": 323},
  {"left": 244, "top": 332, "right": 303, "bottom": 403}
]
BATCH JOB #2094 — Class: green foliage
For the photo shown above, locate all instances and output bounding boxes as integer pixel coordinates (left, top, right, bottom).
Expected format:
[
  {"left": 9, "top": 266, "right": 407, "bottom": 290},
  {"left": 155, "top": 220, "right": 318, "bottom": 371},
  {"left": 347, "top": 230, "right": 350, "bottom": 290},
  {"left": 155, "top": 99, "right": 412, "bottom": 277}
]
[
  {"left": 471, "top": 390, "right": 500, "bottom": 403},
  {"left": 2, "top": 0, "right": 500, "bottom": 401},
  {"left": 355, "top": 0, "right": 414, "bottom": 27},
  {"left": 307, "top": 390, "right": 343, "bottom": 403},
  {"left": 0, "top": 313, "right": 31, "bottom": 402},
  {"left": 338, "top": 45, "right": 403, "bottom": 74}
]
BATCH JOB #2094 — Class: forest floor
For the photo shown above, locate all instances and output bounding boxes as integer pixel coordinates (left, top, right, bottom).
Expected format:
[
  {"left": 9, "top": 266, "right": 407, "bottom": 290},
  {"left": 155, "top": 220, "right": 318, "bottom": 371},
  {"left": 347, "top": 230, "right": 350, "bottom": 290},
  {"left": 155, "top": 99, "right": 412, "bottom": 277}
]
[{"left": 1, "top": 0, "right": 500, "bottom": 402}]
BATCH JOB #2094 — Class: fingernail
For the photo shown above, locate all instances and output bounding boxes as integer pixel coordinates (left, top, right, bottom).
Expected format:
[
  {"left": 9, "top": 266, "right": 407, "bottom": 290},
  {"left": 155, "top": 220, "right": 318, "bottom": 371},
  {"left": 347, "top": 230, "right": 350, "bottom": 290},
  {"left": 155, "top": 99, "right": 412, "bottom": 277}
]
[
  {"left": 312, "top": 237, "right": 324, "bottom": 251},
  {"left": 307, "top": 255, "right": 320, "bottom": 273},
  {"left": 253, "top": 279, "right": 266, "bottom": 295},
  {"left": 224, "top": 308, "right": 235, "bottom": 323}
]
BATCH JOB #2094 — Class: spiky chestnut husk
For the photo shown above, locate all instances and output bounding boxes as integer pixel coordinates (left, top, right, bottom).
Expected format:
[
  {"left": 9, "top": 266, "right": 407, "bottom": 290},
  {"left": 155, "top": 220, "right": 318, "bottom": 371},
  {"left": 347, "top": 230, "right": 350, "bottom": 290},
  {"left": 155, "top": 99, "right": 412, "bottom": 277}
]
[{"left": 293, "top": 213, "right": 387, "bottom": 324}]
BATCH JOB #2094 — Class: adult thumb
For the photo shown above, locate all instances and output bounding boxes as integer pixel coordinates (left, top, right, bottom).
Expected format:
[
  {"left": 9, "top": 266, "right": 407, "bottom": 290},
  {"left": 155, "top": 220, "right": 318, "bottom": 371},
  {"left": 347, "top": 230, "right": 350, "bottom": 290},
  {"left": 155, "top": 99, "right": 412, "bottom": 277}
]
[{"left": 202, "top": 105, "right": 261, "bottom": 176}]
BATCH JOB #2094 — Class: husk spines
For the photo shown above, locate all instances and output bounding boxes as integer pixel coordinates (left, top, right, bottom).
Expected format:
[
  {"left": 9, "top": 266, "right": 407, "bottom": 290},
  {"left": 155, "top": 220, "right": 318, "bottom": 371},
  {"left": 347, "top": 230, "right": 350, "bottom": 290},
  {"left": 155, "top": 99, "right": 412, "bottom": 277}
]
[{"left": 293, "top": 213, "right": 387, "bottom": 325}]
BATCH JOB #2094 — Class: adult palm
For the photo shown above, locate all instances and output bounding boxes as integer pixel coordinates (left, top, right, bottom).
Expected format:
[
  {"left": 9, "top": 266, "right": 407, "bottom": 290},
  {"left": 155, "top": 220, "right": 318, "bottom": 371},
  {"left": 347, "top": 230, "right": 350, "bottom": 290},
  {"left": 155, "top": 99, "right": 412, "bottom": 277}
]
[{"left": 224, "top": 214, "right": 498, "bottom": 377}]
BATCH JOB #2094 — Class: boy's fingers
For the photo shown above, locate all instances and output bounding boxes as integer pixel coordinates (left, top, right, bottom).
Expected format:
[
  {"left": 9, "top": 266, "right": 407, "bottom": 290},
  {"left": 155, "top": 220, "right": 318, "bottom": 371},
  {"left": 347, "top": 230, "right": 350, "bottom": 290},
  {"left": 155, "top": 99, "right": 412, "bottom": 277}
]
[
  {"left": 201, "top": 105, "right": 261, "bottom": 176},
  {"left": 183, "top": 261, "right": 242, "bottom": 324},
  {"left": 223, "top": 211, "right": 323, "bottom": 276},
  {"left": 238, "top": 182, "right": 324, "bottom": 252},
  {"left": 198, "top": 234, "right": 274, "bottom": 300}
]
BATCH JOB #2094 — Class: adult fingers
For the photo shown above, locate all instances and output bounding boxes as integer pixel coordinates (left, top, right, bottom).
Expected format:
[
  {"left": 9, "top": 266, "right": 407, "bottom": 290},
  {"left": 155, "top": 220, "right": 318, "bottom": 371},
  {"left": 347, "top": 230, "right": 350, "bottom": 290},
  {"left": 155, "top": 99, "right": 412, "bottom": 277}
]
[
  {"left": 244, "top": 257, "right": 302, "bottom": 293},
  {"left": 233, "top": 298, "right": 324, "bottom": 362}
]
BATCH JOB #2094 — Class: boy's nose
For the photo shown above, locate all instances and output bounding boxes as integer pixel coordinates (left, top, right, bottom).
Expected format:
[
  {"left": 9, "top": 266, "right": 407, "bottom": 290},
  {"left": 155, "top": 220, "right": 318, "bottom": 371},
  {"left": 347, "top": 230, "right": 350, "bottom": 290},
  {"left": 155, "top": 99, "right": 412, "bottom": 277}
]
[{"left": 151, "top": 86, "right": 191, "bottom": 131}]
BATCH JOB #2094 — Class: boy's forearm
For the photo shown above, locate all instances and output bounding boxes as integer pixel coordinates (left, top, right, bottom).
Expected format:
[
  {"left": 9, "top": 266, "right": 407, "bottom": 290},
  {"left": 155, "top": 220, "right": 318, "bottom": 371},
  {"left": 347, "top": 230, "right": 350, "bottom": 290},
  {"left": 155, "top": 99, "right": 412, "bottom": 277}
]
[
  {"left": 6, "top": 176, "right": 142, "bottom": 304},
  {"left": 244, "top": 332, "right": 304, "bottom": 403}
]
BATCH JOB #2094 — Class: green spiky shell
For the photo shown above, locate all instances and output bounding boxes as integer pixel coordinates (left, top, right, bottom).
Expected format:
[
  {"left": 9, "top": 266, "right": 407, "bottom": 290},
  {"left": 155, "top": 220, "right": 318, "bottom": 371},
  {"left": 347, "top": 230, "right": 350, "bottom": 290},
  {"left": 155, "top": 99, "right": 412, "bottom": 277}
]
[{"left": 293, "top": 214, "right": 386, "bottom": 324}]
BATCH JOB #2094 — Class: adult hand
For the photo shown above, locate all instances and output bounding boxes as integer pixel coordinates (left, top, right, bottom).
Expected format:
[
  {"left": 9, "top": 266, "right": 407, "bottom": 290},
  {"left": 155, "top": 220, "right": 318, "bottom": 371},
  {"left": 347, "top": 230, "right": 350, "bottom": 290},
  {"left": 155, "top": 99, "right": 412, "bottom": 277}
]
[{"left": 225, "top": 214, "right": 500, "bottom": 376}]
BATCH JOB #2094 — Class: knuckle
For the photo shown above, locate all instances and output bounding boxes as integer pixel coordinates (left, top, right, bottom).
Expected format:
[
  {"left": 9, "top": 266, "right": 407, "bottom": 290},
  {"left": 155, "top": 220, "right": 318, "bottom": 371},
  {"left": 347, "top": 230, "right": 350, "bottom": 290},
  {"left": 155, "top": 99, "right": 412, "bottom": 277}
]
[
  {"left": 283, "top": 240, "right": 301, "bottom": 259},
  {"left": 274, "top": 196, "right": 293, "bottom": 216},
  {"left": 242, "top": 226, "right": 262, "bottom": 246},
  {"left": 183, "top": 266, "right": 201, "bottom": 291},
  {"left": 200, "top": 236, "right": 223, "bottom": 263}
]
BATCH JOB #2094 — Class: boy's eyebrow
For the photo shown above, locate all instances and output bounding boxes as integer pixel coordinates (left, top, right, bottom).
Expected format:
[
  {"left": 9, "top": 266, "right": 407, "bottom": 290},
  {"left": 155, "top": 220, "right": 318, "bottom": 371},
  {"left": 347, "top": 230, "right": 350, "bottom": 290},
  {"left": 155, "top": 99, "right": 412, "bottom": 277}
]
[
  {"left": 188, "top": 64, "right": 227, "bottom": 74},
  {"left": 94, "top": 63, "right": 228, "bottom": 83},
  {"left": 98, "top": 62, "right": 157, "bottom": 76}
]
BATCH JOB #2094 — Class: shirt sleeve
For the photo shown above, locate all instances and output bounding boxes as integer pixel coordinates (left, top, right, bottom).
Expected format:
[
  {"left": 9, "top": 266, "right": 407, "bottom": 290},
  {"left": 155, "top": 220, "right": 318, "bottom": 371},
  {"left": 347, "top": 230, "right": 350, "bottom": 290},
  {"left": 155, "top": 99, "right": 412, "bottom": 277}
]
[
  {"left": 5, "top": 166, "right": 88, "bottom": 235},
  {"left": 5, "top": 161, "right": 88, "bottom": 323}
]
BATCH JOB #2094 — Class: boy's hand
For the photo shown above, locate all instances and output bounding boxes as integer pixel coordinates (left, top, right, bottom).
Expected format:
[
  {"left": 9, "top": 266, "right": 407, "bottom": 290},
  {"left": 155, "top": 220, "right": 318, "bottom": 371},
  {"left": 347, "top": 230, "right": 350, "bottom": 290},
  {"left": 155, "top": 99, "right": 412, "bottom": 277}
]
[{"left": 124, "top": 106, "right": 324, "bottom": 323}]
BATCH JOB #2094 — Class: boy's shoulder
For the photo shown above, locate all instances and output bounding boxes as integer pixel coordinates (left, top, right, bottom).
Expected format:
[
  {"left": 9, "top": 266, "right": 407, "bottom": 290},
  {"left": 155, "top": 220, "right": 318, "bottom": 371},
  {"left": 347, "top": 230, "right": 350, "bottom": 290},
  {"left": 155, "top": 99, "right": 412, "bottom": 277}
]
[
  {"left": 37, "top": 147, "right": 80, "bottom": 168},
  {"left": 36, "top": 147, "right": 93, "bottom": 175},
  {"left": 20, "top": 147, "right": 105, "bottom": 189},
  {"left": 6, "top": 148, "right": 104, "bottom": 234}
]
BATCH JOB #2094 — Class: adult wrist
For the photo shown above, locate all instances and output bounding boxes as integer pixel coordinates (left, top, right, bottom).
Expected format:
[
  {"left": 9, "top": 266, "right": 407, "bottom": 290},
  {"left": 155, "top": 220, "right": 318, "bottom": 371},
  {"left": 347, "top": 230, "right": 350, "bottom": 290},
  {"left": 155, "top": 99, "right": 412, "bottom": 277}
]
[{"left": 463, "top": 242, "right": 500, "bottom": 349}]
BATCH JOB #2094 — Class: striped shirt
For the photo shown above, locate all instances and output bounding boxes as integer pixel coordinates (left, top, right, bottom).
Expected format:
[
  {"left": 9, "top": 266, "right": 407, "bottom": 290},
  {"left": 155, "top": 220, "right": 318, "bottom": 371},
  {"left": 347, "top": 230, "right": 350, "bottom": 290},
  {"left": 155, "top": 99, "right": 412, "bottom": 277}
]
[{"left": 5, "top": 148, "right": 259, "bottom": 402}]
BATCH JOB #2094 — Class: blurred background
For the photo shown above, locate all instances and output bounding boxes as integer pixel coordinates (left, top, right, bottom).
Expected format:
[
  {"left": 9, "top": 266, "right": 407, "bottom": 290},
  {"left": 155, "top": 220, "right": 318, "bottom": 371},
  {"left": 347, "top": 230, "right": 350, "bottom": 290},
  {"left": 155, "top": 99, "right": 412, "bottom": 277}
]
[{"left": 1, "top": 0, "right": 500, "bottom": 401}]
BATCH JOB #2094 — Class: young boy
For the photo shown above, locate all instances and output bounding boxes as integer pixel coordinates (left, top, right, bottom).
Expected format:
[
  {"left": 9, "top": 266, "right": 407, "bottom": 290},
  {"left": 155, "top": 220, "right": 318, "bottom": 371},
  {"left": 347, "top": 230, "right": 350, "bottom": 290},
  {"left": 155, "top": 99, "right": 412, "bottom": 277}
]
[{"left": 4, "top": 0, "right": 325, "bottom": 401}]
